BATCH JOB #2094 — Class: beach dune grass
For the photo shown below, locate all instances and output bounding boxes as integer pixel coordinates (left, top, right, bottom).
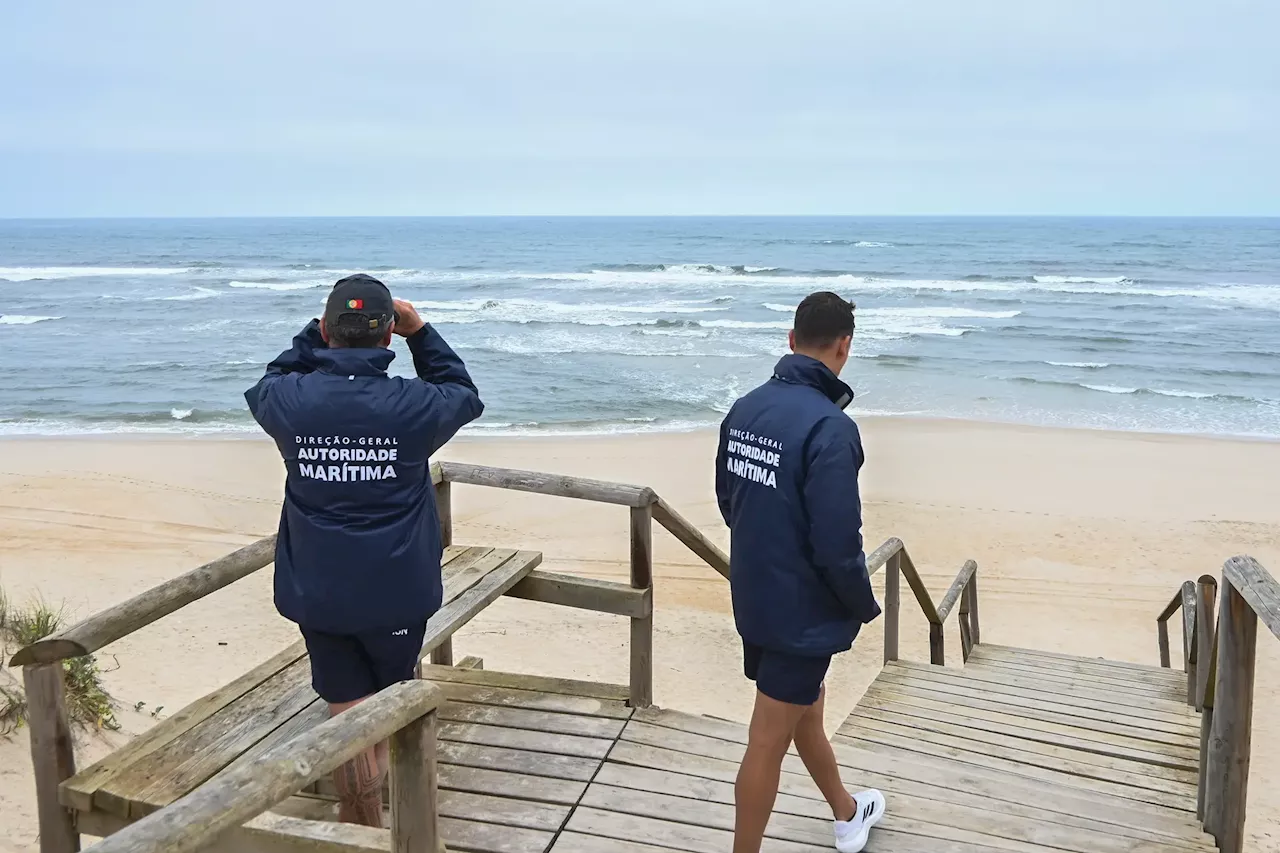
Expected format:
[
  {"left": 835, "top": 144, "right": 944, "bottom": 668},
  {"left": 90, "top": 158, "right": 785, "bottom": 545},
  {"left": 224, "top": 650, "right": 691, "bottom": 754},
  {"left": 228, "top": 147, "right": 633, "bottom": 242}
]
[{"left": 0, "top": 588, "right": 118, "bottom": 734}]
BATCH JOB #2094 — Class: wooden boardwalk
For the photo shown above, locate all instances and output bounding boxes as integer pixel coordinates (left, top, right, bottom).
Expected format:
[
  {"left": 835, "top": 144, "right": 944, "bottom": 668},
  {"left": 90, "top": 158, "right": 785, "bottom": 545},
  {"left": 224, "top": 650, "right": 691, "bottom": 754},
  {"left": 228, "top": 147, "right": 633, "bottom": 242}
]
[
  {"left": 21, "top": 463, "right": 1272, "bottom": 853},
  {"left": 286, "top": 644, "right": 1215, "bottom": 853}
]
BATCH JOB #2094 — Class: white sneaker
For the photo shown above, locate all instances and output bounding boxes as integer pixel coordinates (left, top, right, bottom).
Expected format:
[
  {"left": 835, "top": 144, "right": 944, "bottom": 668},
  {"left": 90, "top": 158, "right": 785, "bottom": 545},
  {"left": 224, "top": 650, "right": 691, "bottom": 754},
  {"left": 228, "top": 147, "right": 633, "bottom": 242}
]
[{"left": 834, "top": 789, "right": 886, "bottom": 853}]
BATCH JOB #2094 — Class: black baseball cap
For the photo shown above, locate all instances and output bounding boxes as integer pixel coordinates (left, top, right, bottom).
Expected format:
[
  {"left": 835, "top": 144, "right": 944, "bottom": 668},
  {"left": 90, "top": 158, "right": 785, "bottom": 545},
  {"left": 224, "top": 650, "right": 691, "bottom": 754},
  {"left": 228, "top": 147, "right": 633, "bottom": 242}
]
[{"left": 324, "top": 274, "right": 395, "bottom": 332}]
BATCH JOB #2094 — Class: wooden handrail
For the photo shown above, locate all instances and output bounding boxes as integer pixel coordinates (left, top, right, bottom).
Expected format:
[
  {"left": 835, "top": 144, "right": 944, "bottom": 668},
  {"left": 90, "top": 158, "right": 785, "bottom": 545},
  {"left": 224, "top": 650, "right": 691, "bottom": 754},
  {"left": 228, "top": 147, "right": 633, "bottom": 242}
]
[
  {"left": 9, "top": 536, "right": 277, "bottom": 667},
  {"left": 437, "top": 461, "right": 656, "bottom": 507},
  {"left": 879, "top": 541, "right": 980, "bottom": 666},
  {"left": 1155, "top": 556, "right": 1277, "bottom": 853},
  {"left": 84, "top": 680, "right": 444, "bottom": 853},
  {"left": 652, "top": 497, "right": 730, "bottom": 580}
]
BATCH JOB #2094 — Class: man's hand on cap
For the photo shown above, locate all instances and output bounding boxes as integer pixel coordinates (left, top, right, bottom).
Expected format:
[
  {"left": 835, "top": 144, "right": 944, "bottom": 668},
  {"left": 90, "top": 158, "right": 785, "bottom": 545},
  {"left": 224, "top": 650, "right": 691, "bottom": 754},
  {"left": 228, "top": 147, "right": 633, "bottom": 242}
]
[{"left": 392, "top": 299, "right": 425, "bottom": 337}]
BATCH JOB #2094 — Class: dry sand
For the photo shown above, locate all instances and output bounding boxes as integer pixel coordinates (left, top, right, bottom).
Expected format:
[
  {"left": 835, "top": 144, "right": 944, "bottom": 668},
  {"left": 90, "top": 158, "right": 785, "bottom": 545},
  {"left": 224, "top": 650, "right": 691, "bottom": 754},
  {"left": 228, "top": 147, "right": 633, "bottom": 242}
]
[{"left": 1, "top": 419, "right": 1278, "bottom": 850}]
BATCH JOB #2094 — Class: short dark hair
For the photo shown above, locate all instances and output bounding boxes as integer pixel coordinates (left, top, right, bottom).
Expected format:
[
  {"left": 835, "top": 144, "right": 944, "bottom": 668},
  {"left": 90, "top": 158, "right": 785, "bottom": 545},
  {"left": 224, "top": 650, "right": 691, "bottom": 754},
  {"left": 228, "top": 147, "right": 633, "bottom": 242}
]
[
  {"left": 793, "top": 291, "right": 856, "bottom": 348},
  {"left": 327, "top": 324, "right": 386, "bottom": 349}
]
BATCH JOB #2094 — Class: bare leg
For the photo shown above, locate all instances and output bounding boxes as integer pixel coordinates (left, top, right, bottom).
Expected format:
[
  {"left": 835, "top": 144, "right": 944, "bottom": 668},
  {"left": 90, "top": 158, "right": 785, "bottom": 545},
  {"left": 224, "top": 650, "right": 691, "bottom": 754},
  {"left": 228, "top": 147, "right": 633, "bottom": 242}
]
[
  {"left": 792, "top": 685, "right": 857, "bottom": 821},
  {"left": 734, "top": 690, "right": 809, "bottom": 853},
  {"left": 329, "top": 698, "right": 387, "bottom": 827}
]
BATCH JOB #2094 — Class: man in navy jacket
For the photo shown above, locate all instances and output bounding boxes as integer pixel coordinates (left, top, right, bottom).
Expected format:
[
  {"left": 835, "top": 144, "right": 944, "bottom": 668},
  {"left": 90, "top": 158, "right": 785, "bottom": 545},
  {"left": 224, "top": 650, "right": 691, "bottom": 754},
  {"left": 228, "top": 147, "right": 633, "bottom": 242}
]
[
  {"left": 246, "top": 274, "right": 482, "bottom": 827},
  {"left": 716, "top": 291, "right": 884, "bottom": 853}
]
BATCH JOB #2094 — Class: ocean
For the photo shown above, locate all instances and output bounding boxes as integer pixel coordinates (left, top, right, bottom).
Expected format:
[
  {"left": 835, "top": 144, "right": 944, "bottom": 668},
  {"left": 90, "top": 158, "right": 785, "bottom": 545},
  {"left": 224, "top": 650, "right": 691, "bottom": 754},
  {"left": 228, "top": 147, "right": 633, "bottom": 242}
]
[{"left": 1, "top": 217, "right": 1278, "bottom": 439}]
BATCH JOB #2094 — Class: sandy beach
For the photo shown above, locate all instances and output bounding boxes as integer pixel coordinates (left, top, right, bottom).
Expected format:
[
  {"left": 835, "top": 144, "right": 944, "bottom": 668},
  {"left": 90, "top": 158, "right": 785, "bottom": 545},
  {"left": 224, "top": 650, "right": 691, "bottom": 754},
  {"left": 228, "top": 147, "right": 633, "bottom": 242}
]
[{"left": 2, "top": 418, "right": 1279, "bottom": 851}]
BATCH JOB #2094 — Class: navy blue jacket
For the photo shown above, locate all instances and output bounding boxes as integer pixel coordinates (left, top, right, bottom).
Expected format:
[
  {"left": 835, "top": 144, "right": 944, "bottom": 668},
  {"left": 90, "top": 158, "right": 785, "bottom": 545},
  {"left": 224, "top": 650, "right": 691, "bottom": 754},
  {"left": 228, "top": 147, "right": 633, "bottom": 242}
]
[
  {"left": 715, "top": 354, "right": 880, "bottom": 656},
  {"left": 245, "top": 320, "right": 483, "bottom": 634}
]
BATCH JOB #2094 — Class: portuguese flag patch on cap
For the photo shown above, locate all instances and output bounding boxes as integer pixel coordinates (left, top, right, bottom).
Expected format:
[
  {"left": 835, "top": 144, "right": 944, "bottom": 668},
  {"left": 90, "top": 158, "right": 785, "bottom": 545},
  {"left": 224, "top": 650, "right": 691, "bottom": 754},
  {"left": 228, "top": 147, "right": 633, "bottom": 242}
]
[{"left": 346, "top": 299, "right": 363, "bottom": 309}]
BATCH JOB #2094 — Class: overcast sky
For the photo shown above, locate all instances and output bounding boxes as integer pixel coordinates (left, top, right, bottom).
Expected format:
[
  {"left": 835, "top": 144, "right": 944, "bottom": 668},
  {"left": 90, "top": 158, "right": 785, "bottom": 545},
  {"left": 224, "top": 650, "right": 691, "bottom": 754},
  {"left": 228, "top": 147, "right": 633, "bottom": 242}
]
[{"left": 2, "top": 1, "right": 1277, "bottom": 217}]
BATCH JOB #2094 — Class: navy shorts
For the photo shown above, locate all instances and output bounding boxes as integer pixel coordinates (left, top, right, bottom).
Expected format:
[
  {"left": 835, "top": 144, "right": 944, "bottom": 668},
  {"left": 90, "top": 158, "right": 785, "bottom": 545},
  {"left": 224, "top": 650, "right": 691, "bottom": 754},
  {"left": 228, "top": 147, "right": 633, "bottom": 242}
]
[
  {"left": 743, "top": 641, "right": 832, "bottom": 706},
  {"left": 301, "top": 622, "right": 428, "bottom": 704}
]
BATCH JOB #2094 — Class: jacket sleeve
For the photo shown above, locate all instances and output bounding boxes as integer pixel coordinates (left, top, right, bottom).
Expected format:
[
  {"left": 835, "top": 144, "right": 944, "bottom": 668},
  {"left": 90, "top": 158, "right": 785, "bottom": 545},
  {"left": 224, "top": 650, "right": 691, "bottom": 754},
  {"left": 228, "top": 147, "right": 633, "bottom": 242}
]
[
  {"left": 715, "top": 416, "right": 732, "bottom": 527},
  {"left": 244, "top": 320, "right": 326, "bottom": 436},
  {"left": 404, "top": 324, "right": 484, "bottom": 455},
  {"left": 803, "top": 418, "right": 881, "bottom": 624}
]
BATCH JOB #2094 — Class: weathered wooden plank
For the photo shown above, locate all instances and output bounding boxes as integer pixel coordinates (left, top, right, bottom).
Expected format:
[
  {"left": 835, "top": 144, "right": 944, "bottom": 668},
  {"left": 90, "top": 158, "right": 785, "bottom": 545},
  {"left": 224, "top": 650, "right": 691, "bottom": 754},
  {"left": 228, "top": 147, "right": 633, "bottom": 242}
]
[
  {"left": 417, "top": 664, "right": 630, "bottom": 702},
  {"left": 390, "top": 711, "right": 438, "bottom": 853},
  {"left": 898, "top": 549, "right": 942, "bottom": 625},
  {"left": 968, "top": 644, "right": 1187, "bottom": 686},
  {"left": 1194, "top": 576, "right": 1218, "bottom": 712},
  {"left": 84, "top": 681, "right": 443, "bottom": 853},
  {"left": 606, "top": 739, "right": 1212, "bottom": 844},
  {"left": 438, "top": 815, "right": 555, "bottom": 853},
  {"left": 1203, "top": 573, "right": 1260, "bottom": 853},
  {"left": 890, "top": 660, "right": 1199, "bottom": 722},
  {"left": 455, "top": 655, "right": 484, "bottom": 670},
  {"left": 436, "top": 740, "right": 601, "bottom": 782},
  {"left": 419, "top": 550, "right": 542, "bottom": 661},
  {"left": 1182, "top": 580, "right": 1198, "bottom": 704},
  {"left": 651, "top": 497, "right": 730, "bottom": 580},
  {"left": 965, "top": 654, "right": 1186, "bottom": 698},
  {"left": 884, "top": 551, "right": 901, "bottom": 663},
  {"left": 310, "top": 758, "right": 590, "bottom": 808},
  {"left": 865, "top": 676, "right": 1203, "bottom": 747},
  {"left": 1222, "top": 554, "right": 1280, "bottom": 641},
  {"left": 23, "top": 664, "right": 79, "bottom": 853},
  {"left": 437, "top": 765, "right": 586, "bottom": 806},
  {"left": 947, "top": 661, "right": 1193, "bottom": 711},
  {"left": 438, "top": 461, "right": 656, "bottom": 507},
  {"left": 935, "top": 561, "right": 977, "bottom": 623},
  {"left": 978, "top": 644, "right": 1172, "bottom": 676},
  {"left": 440, "top": 701, "right": 626, "bottom": 740},
  {"left": 970, "top": 651, "right": 1187, "bottom": 693},
  {"left": 595, "top": 755, "right": 1212, "bottom": 853},
  {"left": 505, "top": 570, "right": 652, "bottom": 618},
  {"left": 565, "top": 805, "right": 829, "bottom": 853},
  {"left": 437, "top": 789, "right": 569, "bottom": 832},
  {"left": 629, "top": 504, "right": 654, "bottom": 709},
  {"left": 857, "top": 692, "right": 1198, "bottom": 770},
  {"left": 101, "top": 657, "right": 318, "bottom": 818},
  {"left": 77, "top": 809, "right": 388, "bottom": 853},
  {"left": 10, "top": 536, "right": 277, "bottom": 667},
  {"left": 429, "top": 681, "right": 632, "bottom": 720},
  {"left": 880, "top": 664, "right": 1199, "bottom": 736},
  {"left": 589, "top": 766, "right": 1207, "bottom": 853},
  {"left": 439, "top": 721, "right": 614, "bottom": 760},
  {"left": 61, "top": 640, "right": 308, "bottom": 813},
  {"left": 843, "top": 709, "right": 1198, "bottom": 794},
  {"left": 835, "top": 729, "right": 1192, "bottom": 812}
]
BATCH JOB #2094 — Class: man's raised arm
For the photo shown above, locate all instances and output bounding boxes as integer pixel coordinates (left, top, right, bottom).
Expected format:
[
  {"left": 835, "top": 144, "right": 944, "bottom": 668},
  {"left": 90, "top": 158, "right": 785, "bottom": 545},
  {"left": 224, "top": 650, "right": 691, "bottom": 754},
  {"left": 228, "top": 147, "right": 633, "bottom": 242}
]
[
  {"left": 394, "top": 300, "right": 484, "bottom": 454},
  {"left": 244, "top": 319, "right": 326, "bottom": 430}
]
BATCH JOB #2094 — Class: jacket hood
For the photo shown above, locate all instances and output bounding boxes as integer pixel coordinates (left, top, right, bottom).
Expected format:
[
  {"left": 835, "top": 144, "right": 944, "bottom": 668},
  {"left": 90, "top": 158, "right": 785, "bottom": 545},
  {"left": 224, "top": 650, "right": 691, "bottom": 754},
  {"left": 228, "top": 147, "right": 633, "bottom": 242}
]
[
  {"left": 772, "top": 354, "right": 854, "bottom": 410},
  {"left": 313, "top": 346, "right": 396, "bottom": 377}
]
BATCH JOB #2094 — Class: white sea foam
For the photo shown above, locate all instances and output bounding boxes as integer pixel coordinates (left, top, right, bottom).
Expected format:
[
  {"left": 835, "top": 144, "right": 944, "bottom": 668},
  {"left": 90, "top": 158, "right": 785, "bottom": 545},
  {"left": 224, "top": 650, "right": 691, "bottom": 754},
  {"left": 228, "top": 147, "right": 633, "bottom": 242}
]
[
  {"left": 1083, "top": 384, "right": 1138, "bottom": 395},
  {"left": 0, "top": 266, "right": 188, "bottom": 281},
  {"left": 854, "top": 241, "right": 892, "bottom": 248},
  {"left": 229, "top": 280, "right": 326, "bottom": 291},
  {"left": 1149, "top": 388, "right": 1215, "bottom": 399},
  {"left": 170, "top": 408, "right": 193, "bottom": 420},
  {"left": 0, "top": 314, "right": 62, "bottom": 325},
  {"left": 1047, "top": 361, "right": 1109, "bottom": 369},
  {"left": 157, "top": 286, "right": 220, "bottom": 301},
  {"left": 1033, "top": 275, "right": 1130, "bottom": 285}
]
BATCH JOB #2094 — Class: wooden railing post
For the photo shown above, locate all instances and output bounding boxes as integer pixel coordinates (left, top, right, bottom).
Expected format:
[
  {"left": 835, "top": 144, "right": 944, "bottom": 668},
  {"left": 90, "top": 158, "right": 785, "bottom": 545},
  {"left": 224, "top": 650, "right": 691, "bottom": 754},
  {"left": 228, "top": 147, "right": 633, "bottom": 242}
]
[
  {"left": 629, "top": 504, "right": 654, "bottom": 707},
  {"left": 1182, "top": 580, "right": 1198, "bottom": 706},
  {"left": 929, "top": 622, "right": 945, "bottom": 666},
  {"left": 1203, "top": 574, "right": 1258, "bottom": 853},
  {"left": 968, "top": 574, "right": 981, "bottom": 646},
  {"left": 22, "top": 663, "right": 80, "bottom": 853},
  {"left": 431, "top": 480, "right": 454, "bottom": 667},
  {"left": 391, "top": 709, "right": 440, "bottom": 853},
  {"left": 959, "top": 579, "right": 974, "bottom": 662},
  {"left": 1195, "top": 576, "right": 1218, "bottom": 822},
  {"left": 883, "top": 552, "right": 900, "bottom": 663}
]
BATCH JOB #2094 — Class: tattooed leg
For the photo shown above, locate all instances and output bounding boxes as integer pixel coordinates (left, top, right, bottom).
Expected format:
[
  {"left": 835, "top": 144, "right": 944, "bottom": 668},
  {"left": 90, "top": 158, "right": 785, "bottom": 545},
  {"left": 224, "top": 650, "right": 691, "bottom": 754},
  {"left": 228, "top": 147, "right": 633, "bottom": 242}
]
[{"left": 329, "top": 699, "right": 388, "bottom": 827}]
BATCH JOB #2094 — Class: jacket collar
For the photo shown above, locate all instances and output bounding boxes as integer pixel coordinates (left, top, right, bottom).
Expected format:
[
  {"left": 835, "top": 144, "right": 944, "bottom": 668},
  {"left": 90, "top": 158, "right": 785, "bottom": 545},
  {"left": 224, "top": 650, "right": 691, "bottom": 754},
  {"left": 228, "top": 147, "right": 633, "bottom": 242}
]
[
  {"left": 313, "top": 346, "right": 396, "bottom": 377},
  {"left": 772, "top": 354, "right": 855, "bottom": 410}
]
